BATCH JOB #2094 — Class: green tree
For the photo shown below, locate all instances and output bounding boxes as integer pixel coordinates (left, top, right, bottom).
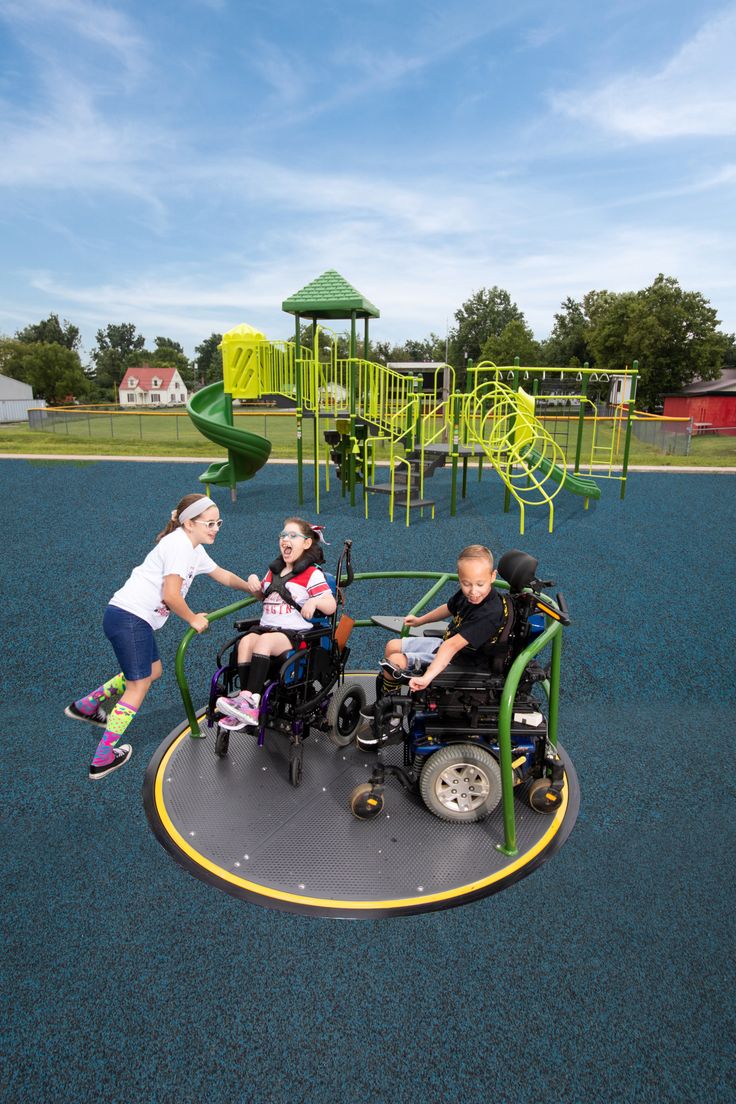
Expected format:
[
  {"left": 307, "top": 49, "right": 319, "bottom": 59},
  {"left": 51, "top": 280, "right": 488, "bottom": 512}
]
[
  {"left": 193, "top": 333, "right": 223, "bottom": 386},
  {"left": 541, "top": 297, "right": 591, "bottom": 366},
  {"left": 15, "top": 313, "right": 81, "bottom": 352},
  {"left": 0, "top": 339, "right": 88, "bottom": 403},
  {"left": 586, "top": 275, "right": 726, "bottom": 409},
  {"left": 91, "top": 323, "right": 146, "bottom": 388},
  {"left": 449, "top": 287, "right": 524, "bottom": 367},
  {"left": 480, "top": 319, "right": 542, "bottom": 366}
]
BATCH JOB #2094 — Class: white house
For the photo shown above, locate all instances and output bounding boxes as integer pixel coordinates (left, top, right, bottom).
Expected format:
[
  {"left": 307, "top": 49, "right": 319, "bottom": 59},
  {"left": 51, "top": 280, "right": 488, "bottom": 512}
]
[
  {"left": 0, "top": 374, "right": 46, "bottom": 423},
  {"left": 118, "top": 365, "right": 188, "bottom": 407}
]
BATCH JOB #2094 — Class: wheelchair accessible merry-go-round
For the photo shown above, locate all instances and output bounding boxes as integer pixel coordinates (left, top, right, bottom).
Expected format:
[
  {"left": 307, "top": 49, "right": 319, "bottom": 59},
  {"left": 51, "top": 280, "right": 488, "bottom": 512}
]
[{"left": 143, "top": 542, "right": 579, "bottom": 917}]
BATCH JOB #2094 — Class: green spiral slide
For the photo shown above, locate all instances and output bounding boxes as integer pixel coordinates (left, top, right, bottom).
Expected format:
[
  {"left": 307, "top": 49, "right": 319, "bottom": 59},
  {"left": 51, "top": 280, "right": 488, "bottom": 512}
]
[{"left": 187, "top": 381, "right": 271, "bottom": 490}]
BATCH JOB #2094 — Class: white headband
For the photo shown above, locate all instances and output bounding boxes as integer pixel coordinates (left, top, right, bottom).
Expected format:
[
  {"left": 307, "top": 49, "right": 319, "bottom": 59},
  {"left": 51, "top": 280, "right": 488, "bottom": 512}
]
[{"left": 178, "top": 496, "right": 215, "bottom": 523}]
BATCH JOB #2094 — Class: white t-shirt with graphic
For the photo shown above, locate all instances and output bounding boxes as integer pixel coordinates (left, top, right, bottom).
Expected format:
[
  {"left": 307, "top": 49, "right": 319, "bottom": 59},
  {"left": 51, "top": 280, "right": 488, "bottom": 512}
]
[
  {"left": 260, "top": 565, "right": 331, "bottom": 632},
  {"left": 109, "top": 527, "right": 218, "bottom": 630}
]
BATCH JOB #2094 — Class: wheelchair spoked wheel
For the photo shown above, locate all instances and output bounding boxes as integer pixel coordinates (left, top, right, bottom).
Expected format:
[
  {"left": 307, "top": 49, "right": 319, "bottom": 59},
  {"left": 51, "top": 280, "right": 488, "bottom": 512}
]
[
  {"left": 527, "top": 776, "right": 563, "bottom": 813},
  {"left": 350, "top": 783, "right": 384, "bottom": 820},
  {"left": 419, "top": 744, "right": 503, "bottom": 823},
  {"left": 326, "top": 682, "right": 367, "bottom": 748},
  {"left": 214, "top": 725, "right": 230, "bottom": 758}
]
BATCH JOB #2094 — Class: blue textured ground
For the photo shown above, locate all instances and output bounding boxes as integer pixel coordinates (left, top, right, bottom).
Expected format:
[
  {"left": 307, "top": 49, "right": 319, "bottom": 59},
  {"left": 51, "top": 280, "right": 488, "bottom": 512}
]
[{"left": 3, "top": 458, "right": 735, "bottom": 1104}]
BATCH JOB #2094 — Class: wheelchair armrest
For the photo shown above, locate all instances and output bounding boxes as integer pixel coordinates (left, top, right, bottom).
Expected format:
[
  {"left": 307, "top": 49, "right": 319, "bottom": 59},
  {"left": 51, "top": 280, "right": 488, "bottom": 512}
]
[
  {"left": 422, "top": 628, "right": 446, "bottom": 639},
  {"left": 233, "top": 617, "right": 261, "bottom": 631}
]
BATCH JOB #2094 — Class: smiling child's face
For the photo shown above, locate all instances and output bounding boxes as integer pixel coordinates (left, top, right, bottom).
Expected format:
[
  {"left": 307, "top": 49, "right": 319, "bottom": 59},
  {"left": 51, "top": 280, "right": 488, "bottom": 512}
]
[{"left": 457, "top": 556, "right": 497, "bottom": 604}]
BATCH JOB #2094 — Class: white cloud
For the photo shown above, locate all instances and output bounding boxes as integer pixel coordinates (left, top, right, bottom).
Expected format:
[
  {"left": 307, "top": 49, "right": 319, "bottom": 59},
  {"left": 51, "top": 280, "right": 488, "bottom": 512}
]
[
  {"left": 0, "top": 0, "right": 146, "bottom": 75},
  {"left": 553, "top": 6, "right": 736, "bottom": 139}
]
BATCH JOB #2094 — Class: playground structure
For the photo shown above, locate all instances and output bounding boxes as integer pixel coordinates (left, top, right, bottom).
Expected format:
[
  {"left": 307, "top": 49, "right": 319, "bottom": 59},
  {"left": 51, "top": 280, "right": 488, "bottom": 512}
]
[{"left": 186, "top": 271, "right": 640, "bottom": 533}]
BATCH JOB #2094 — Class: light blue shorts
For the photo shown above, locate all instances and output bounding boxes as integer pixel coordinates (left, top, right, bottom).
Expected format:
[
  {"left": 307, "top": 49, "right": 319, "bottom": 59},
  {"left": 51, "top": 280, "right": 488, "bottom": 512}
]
[{"left": 400, "top": 635, "right": 441, "bottom": 669}]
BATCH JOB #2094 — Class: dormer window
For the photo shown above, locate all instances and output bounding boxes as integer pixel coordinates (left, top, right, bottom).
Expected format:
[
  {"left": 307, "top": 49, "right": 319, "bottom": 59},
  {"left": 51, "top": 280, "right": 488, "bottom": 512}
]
[
  {"left": 152, "top": 377, "right": 161, "bottom": 388},
  {"left": 128, "top": 377, "right": 137, "bottom": 388}
]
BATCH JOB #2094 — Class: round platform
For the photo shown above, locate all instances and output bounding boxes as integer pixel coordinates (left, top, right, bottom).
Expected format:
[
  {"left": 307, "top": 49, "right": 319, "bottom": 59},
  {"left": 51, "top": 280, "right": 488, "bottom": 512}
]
[{"left": 143, "top": 675, "right": 579, "bottom": 917}]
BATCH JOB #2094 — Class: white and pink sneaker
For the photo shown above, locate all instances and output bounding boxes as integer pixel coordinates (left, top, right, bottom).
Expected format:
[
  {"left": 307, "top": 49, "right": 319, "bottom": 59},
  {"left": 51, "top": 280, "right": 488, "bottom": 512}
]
[{"left": 216, "top": 690, "right": 260, "bottom": 726}]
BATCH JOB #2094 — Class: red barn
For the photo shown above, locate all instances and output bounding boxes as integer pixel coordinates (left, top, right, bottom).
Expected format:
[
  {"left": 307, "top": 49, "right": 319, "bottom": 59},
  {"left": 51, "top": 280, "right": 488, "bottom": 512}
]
[{"left": 663, "top": 370, "right": 736, "bottom": 435}]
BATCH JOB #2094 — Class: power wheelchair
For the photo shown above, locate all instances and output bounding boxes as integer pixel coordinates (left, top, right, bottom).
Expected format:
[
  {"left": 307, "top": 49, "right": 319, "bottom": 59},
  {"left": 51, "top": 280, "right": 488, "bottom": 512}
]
[
  {"left": 206, "top": 540, "right": 365, "bottom": 787},
  {"left": 349, "top": 549, "right": 570, "bottom": 823}
]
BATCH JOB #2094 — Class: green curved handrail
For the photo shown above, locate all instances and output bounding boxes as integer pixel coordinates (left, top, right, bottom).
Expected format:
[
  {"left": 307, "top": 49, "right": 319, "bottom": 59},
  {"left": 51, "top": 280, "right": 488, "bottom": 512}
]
[{"left": 173, "top": 570, "right": 564, "bottom": 855}]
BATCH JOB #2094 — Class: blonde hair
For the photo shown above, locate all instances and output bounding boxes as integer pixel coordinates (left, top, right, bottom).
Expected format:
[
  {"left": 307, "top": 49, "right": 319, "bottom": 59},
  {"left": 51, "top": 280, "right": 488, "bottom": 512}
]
[
  {"left": 156, "top": 493, "right": 210, "bottom": 543},
  {"left": 457, "top": 544, "right": 494, "bottom": 570}
]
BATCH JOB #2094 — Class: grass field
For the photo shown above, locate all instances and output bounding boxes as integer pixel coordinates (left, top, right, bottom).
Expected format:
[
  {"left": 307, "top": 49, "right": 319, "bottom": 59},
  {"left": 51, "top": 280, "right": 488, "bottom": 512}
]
[{"left": 2, "top": 410, "right": 735, "bottom": 466}]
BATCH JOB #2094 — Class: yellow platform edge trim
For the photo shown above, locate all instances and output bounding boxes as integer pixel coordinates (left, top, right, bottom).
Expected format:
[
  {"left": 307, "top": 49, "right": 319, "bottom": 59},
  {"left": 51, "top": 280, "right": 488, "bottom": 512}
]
[{"left": 154, "top": 718, "right": 569, "bottom": 911}]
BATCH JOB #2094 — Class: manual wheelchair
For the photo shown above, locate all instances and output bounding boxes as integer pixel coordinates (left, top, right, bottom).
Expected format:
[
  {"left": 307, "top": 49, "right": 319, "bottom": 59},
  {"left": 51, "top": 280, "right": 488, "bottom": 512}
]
[
  {"left": 349, "top": 549, "right": 570, "bottom": 823},
  {"left": 206, "top": 540, "right": 366, "bottom": 786}
]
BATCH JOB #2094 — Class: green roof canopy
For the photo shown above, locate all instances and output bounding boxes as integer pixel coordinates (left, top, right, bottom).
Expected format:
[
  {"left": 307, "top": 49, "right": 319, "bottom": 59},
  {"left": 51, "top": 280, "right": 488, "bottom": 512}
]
[{"left": 282, "top": 269, "right": 380, "bottom": 319}]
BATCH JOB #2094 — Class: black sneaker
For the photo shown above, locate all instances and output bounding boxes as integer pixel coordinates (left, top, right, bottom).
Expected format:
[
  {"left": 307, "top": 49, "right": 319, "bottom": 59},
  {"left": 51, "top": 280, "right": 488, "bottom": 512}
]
[
  {"left": 65, "top": 702, "right": 108, "bottom": 728},
  {"left": 88, "top": 745, "right": 132, "bottom": 780}
]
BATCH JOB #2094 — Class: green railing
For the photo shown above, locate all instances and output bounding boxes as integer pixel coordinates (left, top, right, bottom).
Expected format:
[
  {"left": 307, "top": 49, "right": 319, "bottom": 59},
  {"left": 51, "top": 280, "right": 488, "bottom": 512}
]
[{"left": 173, "top": 570, "right": 565, "bottom": 855}]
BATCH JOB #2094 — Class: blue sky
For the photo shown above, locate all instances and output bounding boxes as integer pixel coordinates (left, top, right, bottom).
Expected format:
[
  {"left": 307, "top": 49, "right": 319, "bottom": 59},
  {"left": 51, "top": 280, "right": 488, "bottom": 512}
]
[{"left": 1, "top": 0, "right": 734, "bottom": 360}]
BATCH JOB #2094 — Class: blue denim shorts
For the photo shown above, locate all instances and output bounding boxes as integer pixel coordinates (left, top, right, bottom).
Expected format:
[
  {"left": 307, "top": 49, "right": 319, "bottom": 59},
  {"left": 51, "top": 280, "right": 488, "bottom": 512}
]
[{"left": 103, "top": 605, "right": 161, "bottom": 681}]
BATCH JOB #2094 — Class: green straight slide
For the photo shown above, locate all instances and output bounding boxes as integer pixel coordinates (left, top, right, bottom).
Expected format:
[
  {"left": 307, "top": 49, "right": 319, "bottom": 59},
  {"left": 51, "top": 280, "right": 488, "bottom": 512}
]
[
  {"left": 522, "top": 446, "right": 601, "bottom": 499},
  {"left": 187, "top": 381, "right": 271, "bottom": 488}
]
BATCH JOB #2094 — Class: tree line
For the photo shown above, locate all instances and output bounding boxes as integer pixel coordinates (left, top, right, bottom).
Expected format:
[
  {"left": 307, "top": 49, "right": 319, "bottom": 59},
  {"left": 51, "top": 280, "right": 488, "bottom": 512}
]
[{"left": 1, "top": 273, "right": 733, "bottom": 410}]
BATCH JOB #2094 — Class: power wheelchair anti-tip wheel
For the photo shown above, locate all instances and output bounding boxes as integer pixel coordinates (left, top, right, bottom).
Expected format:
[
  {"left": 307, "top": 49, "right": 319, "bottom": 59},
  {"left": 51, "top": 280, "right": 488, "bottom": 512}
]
[
  {"left": 326, "top": 681, "right": 366, "bottom": 748},
  {"left": 527, "top": 776, "right": 563, "bottom": 813},
  {"left": 419, "top": 744, "right": 503, "bottom": 823},
  {"left": 350, "top": 783, "right": 384, "bottom": 820}
]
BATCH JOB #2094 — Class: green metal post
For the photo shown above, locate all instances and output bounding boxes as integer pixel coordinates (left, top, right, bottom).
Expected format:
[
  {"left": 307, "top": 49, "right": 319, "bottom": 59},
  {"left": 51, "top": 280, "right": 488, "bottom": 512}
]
[
  {"left": 295, "top": 313, "right": 303, "bottom": 505},
  {"left": 574, "top": 366, "right": 588, "bottom": 474},
  {"left": 449, "top": 393, "right": 460, "bottom": 516},
  {"left": 312, "top": 318, "right": 320, "bottom": 514},
  {"left": 620, "top": 360, "right": 638, "bottom": 499},
  {"left": 547, "top": 625, "right": 562, "bottom": 748},
  {"left": 503, "top": 361, "right": 520, "bottom": 515},
  {"left": 349, "top": 312, "right": 357, "bottom": 507},
  {"left": 223, "top": 389, "right": 236, "bottom": 502}
]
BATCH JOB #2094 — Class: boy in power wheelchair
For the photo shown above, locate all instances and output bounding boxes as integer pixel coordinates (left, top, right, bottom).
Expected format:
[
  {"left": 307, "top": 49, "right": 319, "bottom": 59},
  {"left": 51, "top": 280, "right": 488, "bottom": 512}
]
[
  {"left": 206, "top": 538, "right": 365, "bottom": 787},
  {"left": 351, "top": 547, "right": 570, "bottom": 822}
]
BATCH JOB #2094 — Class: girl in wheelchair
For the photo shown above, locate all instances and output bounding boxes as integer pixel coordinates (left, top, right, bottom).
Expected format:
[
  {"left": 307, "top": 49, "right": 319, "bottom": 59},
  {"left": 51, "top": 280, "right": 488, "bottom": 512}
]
[{"left": 216, "top": 518, "right": 337, "bottom": 728}]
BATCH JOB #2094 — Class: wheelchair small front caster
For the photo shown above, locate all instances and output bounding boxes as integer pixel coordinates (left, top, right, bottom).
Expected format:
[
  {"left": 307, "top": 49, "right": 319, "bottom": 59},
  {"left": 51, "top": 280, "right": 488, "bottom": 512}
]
[
  {"left": 214, "top": 726, "right": 230, "bottom": 759},
  {"left": 289, "top": 747, "right": 303, "bottom": 787},
  {"left": 527, "top": 777, "right": 563, "bottom": 813},
  {"left": 350, "top": 783, "right": 384, "bottom": 820}
]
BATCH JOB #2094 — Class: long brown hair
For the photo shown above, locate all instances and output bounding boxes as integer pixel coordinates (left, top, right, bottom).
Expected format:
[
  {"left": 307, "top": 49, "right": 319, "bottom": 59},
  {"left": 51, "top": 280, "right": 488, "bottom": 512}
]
[{"left": 155, "top": 493, "right": 210, "bottom": 543}]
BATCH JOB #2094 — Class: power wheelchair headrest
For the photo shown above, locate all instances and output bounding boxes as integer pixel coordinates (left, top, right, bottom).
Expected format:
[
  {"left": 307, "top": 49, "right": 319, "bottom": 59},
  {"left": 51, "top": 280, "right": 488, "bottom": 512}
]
[{"left": 497, "top": 549, "right": 538, "bottom": 594}]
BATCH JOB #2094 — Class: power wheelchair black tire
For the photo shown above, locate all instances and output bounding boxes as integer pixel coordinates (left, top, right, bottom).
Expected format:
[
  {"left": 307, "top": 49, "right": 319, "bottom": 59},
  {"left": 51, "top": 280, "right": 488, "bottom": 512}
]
[
  {"left": 214, "top": 726, "right": 230, "bottom": 759},
  {"left": 326, "top": 682, "right": 367, "bottom": 748},
  {"left": 350, "top": 783, "right": 384, "bottom": 820},
  {"left": 419, "top": 744, "right": 502, "bottom": 823}
]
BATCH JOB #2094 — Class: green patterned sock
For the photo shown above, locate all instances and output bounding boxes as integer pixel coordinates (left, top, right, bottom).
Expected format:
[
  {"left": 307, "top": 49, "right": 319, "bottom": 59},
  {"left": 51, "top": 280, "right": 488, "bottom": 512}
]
[
  {"left": 92, "top": 700, "right": 137, "bottom": 766},
  {"left": 75, "top": 673, "right": 126, "bottom": 715}
]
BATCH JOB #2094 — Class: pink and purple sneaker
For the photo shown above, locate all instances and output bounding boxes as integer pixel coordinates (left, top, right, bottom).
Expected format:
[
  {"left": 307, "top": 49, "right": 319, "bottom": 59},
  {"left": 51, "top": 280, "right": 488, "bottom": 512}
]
[{"left": 216, "top": 690, "right": 260, "bottom": 726}]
